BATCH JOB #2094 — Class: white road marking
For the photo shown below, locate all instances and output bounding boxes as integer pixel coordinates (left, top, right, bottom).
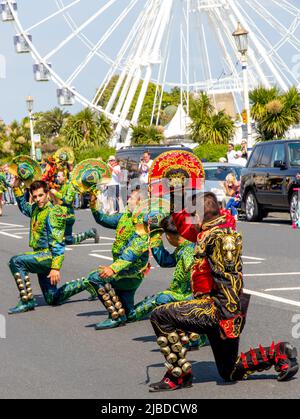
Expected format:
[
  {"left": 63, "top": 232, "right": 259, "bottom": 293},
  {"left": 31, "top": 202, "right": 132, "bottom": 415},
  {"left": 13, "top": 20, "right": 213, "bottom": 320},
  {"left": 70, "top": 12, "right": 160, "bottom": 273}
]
[
  {"left": 244, "top": 288, "right": 300, "bottom": 308},
  {"left": 264, "top": 287, "right": 300, "bottom": 292},
  {"left": 0, "top": 231, "right": 23, "bottom": 239},
  {"left": 243, "top": 256, "right": 266, "bottom": 261},
  {"left": 89, "top": 254, "right": 113, "bottom": 261},
  {"left": 1, "top": 227, "right": 29, "bottom": 232},
  {"left": 89, "top": 249, "right": 111, "bottom": 253},
  {"left": 0, "top": 222, "right": 24, "bottom": 227},
  {"left": 244, "top": 262, "right": 262, "bottom": 265},
  {"left": 244, "top": 272, "right": 300, "bottom": 277},
  {"left": 66, "top": 243, "right": 113, "bottom": 249}
]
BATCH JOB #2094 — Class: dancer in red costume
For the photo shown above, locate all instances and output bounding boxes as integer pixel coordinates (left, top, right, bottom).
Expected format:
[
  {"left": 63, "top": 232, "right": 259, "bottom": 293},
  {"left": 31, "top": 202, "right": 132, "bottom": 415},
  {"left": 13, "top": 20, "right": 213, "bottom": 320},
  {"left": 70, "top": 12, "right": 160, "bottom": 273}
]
[{"left": 149, "top": 192, "right": 298, "bottom": 392}]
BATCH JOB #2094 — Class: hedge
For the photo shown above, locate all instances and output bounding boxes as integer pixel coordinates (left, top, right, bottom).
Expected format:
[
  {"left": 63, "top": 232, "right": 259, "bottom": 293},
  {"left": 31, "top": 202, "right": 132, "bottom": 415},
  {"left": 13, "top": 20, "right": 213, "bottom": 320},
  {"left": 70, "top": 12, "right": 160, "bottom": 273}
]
[{"left": 193, "top": 144, "right": 228, "bottom": 162}]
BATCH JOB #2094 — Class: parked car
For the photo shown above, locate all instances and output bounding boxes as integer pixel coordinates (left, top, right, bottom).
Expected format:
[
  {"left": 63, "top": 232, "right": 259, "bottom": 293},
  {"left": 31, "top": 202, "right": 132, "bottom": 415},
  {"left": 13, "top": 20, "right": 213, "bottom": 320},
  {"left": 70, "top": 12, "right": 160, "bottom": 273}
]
[
  {"left": 203, "top": 163, "right": 243, "bottom": 206},
  {"left": 240, "top": 139, "right": 300, "bottom": 222},
  {"left": 116, "top": 145, "right": 193, "bottom": 186}
]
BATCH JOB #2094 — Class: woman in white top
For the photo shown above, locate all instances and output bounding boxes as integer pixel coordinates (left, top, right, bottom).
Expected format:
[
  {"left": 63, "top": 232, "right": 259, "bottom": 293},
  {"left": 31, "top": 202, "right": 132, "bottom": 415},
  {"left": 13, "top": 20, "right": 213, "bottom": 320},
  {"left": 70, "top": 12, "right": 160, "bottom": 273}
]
[
  {"left": 139, "top": 152, "right": 153, "bottom": 185},
  {"left": 107, "top": 156, "right": 123, "bottom": 214}
]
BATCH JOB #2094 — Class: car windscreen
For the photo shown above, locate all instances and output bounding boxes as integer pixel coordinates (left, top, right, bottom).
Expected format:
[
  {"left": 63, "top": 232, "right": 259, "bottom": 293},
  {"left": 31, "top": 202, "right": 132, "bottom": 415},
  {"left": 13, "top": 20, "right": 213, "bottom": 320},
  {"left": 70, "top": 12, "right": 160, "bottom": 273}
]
[
  {"left": 288, "top": 143, "right": 300, "bottom": 166},
  {"left": 204, "top": 166, "right": 242, "bottom": 181}
]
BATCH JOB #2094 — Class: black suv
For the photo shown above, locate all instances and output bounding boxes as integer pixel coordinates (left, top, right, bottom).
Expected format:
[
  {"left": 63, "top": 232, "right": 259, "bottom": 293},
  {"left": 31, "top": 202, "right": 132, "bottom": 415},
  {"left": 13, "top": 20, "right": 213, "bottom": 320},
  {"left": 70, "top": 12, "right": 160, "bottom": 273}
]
[{"left": 241, "top": 139, "right": 300, "bottom": 222}]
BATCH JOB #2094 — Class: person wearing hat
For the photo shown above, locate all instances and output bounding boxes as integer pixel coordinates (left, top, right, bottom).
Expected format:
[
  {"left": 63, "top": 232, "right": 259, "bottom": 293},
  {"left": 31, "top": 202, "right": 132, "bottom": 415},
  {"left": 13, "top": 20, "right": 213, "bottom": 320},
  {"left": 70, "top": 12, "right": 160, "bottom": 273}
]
[
  {"left": 0, "top": 167, "right": 8, "bottom": 216},
  {"left": 49, "top": 170, "right": 99, "bottom": 245},
  {"left": 84, "top": 188, "right": 152, "bottom": 330},
  {"left": 8, "top": 177, "right": 96, "bottom": 314},
  {"left": 148, "top": 193, "right": 298, "bottom": 392},
  {"left": 132, "top": 214, "right": 207, "bottom": 349},
  {"left": 107, "top": 156, "right": 122, "bottom": 214}
]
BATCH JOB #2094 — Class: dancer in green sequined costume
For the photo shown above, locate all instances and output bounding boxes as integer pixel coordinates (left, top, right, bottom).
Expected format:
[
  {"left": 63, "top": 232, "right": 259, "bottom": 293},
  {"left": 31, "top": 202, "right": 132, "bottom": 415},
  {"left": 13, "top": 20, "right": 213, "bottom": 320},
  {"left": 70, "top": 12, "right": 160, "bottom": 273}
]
[
  {"left": 0, "top": 170, "right": 8, "bottom": 216},
  {"left": 85, "top": 189, "right": 151, "bottom": 330},
  {"left": 8, "top": 179, "right": 93, "bottom": 314},
  {"left": 50, "top": 170, "right": 99, "bottom": 245}
]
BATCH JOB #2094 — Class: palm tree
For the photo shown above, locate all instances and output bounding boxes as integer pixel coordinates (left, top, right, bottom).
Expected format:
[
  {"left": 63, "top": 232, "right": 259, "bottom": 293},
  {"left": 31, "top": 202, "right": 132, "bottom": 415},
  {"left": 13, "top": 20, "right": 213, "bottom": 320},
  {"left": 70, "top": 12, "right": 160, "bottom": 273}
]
[
  {"left": 250, "top": 86, "right": 300, "bottom": 140},
  {"left": 189, "top": 93, "right": 235, "bottom": 144},
  {"left": 131, "top": 124, "right": 165, "bottom": 145},
  {"left": 35, "top": 107, "right": 70, "bottom": 139},
  {"left": 5, "top": 119, "right": 31, "bottom": 155},
  {"left": 63, "top": 108, "right": 112, "bottom": 149},
  {"left": 250, "top": 86, "right": 279, "bottom": 121}
]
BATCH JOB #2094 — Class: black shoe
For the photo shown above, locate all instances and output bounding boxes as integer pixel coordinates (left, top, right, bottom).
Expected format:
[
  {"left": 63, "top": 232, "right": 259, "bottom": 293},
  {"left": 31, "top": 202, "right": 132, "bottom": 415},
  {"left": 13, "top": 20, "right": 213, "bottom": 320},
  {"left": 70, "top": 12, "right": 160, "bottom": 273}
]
[
  {"left": 149, "top": 372, "right": 193, "bottom": 392},
  {"left": 275, "top": 343, "right": 299, "bottom": 382}
]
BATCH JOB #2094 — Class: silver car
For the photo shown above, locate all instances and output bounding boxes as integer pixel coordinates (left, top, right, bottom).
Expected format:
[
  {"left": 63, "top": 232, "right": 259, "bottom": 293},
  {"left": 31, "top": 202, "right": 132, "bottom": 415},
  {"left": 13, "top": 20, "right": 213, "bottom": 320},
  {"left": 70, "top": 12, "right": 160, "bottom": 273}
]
[{"left": 203, "top": 163, "right": 243, "bottom": 207}]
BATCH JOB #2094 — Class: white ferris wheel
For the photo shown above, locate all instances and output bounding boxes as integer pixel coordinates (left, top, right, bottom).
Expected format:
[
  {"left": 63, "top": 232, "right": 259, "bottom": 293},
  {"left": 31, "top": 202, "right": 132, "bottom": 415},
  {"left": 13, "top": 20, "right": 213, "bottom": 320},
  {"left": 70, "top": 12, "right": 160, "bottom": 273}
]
[{"left": 2, "top": 0, "right": 300, "bottom": 146}]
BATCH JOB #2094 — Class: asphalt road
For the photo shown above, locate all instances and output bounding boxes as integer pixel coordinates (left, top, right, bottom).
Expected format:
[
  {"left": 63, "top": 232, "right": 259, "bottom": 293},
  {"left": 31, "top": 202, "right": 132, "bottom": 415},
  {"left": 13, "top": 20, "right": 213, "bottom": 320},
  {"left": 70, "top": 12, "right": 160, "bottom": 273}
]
[{"left": 1, "top": 206, "right": 300, "bottom": 399}]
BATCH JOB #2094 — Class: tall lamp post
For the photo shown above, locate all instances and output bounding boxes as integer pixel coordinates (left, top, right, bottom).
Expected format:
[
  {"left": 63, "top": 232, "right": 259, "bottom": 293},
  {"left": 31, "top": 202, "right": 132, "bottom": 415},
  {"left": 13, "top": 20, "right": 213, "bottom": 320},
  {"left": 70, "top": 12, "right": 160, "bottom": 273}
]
[
  {"left": 26, "top": 95, "right": 36, "bottom": 160},
  {"left": 233, "top": 22, "right": 253, "bottom": 149}
]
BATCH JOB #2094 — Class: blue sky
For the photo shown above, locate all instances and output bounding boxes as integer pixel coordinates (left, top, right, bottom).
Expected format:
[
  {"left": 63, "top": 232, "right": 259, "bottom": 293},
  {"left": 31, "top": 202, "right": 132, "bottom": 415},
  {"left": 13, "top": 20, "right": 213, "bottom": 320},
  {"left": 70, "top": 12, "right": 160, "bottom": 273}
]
[{"left": 0, "top": 0, "right": 299, "bottom": 124}]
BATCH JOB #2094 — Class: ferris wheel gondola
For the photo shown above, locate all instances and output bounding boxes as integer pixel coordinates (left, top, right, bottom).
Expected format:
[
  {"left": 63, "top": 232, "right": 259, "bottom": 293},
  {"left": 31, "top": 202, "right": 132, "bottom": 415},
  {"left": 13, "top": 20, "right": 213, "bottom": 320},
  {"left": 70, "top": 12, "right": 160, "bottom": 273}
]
[{"left": 2, "top": 0, "right": 300, "bottom": 146}]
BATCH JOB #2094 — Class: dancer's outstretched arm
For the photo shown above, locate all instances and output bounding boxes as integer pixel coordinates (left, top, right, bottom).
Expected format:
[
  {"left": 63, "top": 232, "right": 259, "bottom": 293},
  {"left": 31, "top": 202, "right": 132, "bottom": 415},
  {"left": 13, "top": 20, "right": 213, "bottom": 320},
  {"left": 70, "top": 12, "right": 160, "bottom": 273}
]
[
  {"left": 89, "top": 193, "right": 123, "bottom": 229},
  {"left": 150, "top": 231, "right": 176, "bottom": 268},
  {"left": 13, "top": 178, "right": 34, "bottom": 218}
]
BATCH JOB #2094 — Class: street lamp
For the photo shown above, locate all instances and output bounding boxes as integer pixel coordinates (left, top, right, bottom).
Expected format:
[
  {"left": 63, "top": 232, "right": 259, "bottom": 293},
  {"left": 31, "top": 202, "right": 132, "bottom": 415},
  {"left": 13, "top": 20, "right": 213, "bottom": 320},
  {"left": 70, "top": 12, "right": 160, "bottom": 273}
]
[
  {"left": 233, "top": 22, "right": 253, "bottom": 149},
  {"left": 26, "top": 95, "right": 36, "bottom": 160}
]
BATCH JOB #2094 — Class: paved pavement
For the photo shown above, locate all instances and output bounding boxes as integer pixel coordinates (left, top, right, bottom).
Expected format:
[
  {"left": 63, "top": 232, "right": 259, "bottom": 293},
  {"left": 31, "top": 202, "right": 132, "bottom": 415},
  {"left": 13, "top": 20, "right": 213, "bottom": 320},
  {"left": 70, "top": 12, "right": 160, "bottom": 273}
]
[{"left": 0, "top": 206, "right": 300, "bottom": 399}]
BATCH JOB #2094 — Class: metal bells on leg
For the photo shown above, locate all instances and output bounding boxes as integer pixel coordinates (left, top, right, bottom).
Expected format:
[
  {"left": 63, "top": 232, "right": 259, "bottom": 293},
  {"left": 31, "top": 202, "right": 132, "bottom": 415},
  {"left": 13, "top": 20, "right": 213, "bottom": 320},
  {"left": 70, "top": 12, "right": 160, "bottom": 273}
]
[
  {"left": 94, "top": 283, "right": 127, "bottom": 330},
  {"left": 157, "top": 332, "right": 192, "bottom": 378},
  {"left": 8, "top": 273, "right": 37, "bottom": 315},
  {"left": 98, "top": 283, "right": 125, "bottom": 320},
  {"left": 15, "top": 273, "right": 34, "bottom": 303}
]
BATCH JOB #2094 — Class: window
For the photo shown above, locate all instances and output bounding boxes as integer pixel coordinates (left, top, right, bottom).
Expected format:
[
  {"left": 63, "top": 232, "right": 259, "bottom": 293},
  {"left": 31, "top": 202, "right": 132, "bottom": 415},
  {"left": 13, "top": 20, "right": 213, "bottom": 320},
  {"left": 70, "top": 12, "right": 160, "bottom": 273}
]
[
  {"left": 271, "top": 143, "right": 286, "bottom": 166},
  {"left": 258, "top": 145, "right": 274, "bottom": 168},
  {"left": 288, "top": 143, "right": 300, "bottom": 167},
  {"left": 248, "top": 146, "right": 262, "bottom": 168},
  {"left": 204, "top": 166, "right": 242, "bottom": 181}
]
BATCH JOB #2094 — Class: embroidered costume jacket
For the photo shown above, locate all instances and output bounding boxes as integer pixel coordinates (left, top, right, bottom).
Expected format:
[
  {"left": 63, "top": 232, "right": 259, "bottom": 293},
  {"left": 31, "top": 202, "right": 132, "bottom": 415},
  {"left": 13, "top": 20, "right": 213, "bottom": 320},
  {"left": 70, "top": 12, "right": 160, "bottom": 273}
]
[
  {"left": 91, "top": 206, "right": 149, "bottom": 283},
  {"left": 14, "top": 188, "right": 67, "bottom": 270},
  {"left": 150, "top": 233, "right": 195, "bottom": 301}
]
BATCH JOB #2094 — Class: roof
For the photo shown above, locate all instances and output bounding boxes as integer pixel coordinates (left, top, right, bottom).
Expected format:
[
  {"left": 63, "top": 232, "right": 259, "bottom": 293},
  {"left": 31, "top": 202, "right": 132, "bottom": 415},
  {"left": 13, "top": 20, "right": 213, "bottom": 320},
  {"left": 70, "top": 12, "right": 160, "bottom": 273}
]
[
  {"left": 255, "top": 139, "right": 300, "bottom": 146},
  {"left": 164, "top": 105, "right": 192, "bottom": 139}
]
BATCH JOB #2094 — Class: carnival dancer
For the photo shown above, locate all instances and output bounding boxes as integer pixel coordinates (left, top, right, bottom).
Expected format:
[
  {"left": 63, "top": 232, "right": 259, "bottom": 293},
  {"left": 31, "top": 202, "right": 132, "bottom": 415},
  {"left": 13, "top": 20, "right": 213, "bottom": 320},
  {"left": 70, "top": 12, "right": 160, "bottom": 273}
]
[
  {"left": 0, "top": 167, "right": 8, "bottom": 216},
  {"left": 133, "top": 214, "right": 207, "bottom": 349},
  {"left": 7, "top": 156, "right": 95, "bottom": 314},
  {"left": 50, "top": 170, "right": 99, "bottom": 245},
  {"left": 85, "top": 189, "right": 151, "bottom": 330},
  {"left": 148, "top": 192, "right": 298, "bottom": 392}
]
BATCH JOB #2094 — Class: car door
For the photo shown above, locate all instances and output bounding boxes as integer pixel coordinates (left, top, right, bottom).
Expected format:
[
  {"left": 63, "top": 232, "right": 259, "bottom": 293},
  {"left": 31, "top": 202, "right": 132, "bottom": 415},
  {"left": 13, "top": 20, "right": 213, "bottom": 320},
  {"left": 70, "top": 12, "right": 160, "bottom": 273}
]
[
  {"left": 265, "top": 143, "right": 287, "bottom": 208},
  {"left": 254, "top": 144, "right": 274, "bottom": 204}
]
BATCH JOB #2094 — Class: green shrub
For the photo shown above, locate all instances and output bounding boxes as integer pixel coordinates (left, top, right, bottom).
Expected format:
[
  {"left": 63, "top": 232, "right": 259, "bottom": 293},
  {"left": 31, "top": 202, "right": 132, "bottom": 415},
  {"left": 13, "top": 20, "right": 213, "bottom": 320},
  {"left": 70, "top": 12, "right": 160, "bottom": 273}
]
[
  {"left": 194, "top": 144, "right": 228, "bottom": 162},
  {"left": 74, "top": 146, "right": 115, "bottom": 163}
]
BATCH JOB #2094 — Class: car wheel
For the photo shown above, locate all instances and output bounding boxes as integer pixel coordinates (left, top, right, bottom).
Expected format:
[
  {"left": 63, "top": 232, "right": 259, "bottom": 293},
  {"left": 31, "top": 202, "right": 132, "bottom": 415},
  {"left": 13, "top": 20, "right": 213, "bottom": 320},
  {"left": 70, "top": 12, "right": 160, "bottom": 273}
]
[
  {"left": 245, "top": 191, "right": 262, "bottom": 222},
  {"left": 290, "top": 192, "right": 299, "bottom": 224}
]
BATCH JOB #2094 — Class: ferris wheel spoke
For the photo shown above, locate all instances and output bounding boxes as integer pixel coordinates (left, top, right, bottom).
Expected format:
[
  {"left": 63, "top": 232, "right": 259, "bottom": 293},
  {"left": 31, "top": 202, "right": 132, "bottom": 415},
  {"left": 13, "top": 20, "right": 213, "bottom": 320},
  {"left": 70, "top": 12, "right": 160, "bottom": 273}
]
[
  {"left": 206, "top": 10, "right": 242, "bottom": 91},
  {"left": 43, "top": 0, "right": 118, "bottom": 61},
  {"left": 229, "top": 0, "right": 289, "bottom": 90},
  {"left": 273, "top": 0, "right": 300, "bottom": 16},
  {"left": 65, "top": 0, "right": 139, "bottom": 85},
  {"left": 24, "top": 0, "right": 80, "bottom": 32},
  {"left": 242, "top": 1, "right": 299, "bottom": 85},
  {"left": 93, "top": 0, "right": 154, "bottom": 107},
  {"left": 55, "top": 0, "right": 116, "bottom": 67},
  {"left": 246, "top": 0, "right": 300, "bottom": 53}
]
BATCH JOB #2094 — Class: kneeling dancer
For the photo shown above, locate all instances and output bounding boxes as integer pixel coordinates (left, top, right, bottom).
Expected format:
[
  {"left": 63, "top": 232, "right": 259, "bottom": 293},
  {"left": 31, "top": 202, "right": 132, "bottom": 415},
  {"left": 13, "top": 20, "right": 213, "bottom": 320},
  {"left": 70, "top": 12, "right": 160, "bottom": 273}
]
[
  {"left": 8, "top": 179, "right": 92, "bottom": 314},
  {"left": 149, "top": 192, "right": 298, "bottom": 392}
]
